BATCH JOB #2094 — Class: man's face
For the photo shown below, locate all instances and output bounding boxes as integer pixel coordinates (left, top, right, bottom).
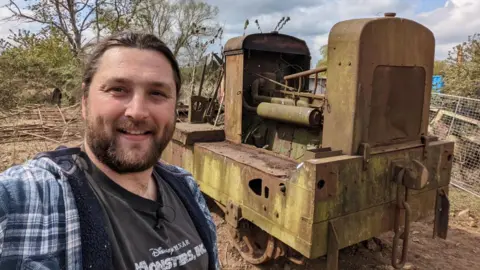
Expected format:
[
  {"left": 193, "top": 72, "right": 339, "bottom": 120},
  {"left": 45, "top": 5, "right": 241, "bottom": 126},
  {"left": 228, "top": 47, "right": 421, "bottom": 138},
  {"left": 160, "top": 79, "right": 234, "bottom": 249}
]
[{"left": 82, "top": 47, "right": 177, "bottom": 173}]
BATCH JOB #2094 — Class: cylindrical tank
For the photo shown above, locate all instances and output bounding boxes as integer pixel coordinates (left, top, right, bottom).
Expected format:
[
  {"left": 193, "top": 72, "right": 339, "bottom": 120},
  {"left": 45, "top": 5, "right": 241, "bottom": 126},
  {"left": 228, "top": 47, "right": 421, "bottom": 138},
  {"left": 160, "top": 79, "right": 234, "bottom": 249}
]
[{"left": 256, "top": 102, "right": 322, "bottom": 127}]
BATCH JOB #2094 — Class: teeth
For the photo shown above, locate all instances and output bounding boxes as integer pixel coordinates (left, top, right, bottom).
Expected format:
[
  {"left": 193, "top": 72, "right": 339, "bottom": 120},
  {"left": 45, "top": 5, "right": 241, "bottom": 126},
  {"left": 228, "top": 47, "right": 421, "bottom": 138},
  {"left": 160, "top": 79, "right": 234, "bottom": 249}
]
[{"left": 124, "top": 130, "right": 147, "bottom": 135}]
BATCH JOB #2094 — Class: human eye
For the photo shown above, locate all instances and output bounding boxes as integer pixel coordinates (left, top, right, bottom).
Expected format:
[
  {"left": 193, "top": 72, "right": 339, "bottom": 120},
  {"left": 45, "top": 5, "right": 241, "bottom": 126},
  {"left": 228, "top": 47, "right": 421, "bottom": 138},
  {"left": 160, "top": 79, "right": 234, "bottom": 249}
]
[
  {"left": 150, "top": 89, "right": 169, "bottom": 99},
  {"left": 107, "top": 86, "right": 129, "bottom": 96},
  {"left": 110, "top": 86, "right": 125, "bottom": 93}
]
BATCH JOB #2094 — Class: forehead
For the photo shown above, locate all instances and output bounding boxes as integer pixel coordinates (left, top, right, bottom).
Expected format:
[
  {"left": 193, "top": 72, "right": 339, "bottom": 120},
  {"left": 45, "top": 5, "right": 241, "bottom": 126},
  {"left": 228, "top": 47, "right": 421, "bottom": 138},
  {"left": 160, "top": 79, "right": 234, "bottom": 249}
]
[{"left": 93, "top": 47, "right": 175, "bottom": 88}]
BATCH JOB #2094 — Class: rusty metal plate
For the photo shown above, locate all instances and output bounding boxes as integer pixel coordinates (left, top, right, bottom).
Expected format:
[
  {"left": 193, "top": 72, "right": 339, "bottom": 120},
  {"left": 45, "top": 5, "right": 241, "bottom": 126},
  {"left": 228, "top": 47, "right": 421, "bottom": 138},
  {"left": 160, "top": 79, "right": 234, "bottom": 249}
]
[
  {"left": 224, "top": 54, "right": 244, "bottom": 143},
  {"left": 224, "top": 33, "right": 310, "bottom": 56},
  {"left": 188, "top": 95, "right": 209, "bottom": 123},
  {"left": 196, "top": 141, "right": 297, "bottom": 177},
  {"left": 369, "top": 66, "right": 426, "bottom": 146},
  {"left": 303, "top": 147, "right": 342, "bottom": 161},
  {"left": 433, "top": 188, "right": 450, "bottom": 239},
  {"left": 322, "top": 17, "right": 434, "bottom": 155},
  {"left": 172, "top": 122, "right": 224, "bottom": 146},
  {"left": 271, "top": 124, "right": 294, "bottom": 157},
  {"left": 225, "top": 200, "right": 242, "bottom": 228}
]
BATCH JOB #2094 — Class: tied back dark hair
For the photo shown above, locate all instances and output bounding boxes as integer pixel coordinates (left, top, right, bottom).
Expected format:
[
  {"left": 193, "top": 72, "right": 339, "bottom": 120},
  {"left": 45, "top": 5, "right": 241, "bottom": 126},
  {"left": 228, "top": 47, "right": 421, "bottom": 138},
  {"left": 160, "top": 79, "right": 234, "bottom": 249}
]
[{"left": 82, "top": 31, "right": 182, "bottom": 96}]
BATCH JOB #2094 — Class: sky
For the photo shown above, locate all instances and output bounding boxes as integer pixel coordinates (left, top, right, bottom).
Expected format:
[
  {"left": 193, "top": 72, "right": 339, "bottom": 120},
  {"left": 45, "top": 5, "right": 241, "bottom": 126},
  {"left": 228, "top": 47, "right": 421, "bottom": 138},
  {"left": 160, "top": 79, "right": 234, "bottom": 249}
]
[
  {"left": 0, "top": 0, "right": 479, "bottom": 68},
  {"left": 205, "top": 0, "right": 480, "bottom": 67}
]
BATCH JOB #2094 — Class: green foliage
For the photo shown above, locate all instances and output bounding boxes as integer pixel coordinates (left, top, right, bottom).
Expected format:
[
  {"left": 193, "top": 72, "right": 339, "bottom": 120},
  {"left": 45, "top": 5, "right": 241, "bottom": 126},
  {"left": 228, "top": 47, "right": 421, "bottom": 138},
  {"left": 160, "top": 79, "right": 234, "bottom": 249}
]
[
  {"left": 0, "top": 29, "right": 81, "bottom": 109},
  {"left": 434, "top": 60, "right": 448, "bottom": 75},
  {"left": 315, "top": 44, "right": 328, "bottom": 77},
  {"left": 0, "top": 0, "right": 223, "bottom": 109},
  {"left": 94, "top": 0, "right": 143, "bottom": 37},
  {"left": 442, "top": 34, "right": 480, "bottom": 98}
]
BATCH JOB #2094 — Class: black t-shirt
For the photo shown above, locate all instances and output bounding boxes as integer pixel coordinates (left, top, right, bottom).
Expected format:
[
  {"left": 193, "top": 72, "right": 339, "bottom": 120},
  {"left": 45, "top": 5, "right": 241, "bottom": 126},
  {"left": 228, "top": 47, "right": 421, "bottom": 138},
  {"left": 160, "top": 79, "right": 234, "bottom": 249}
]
[{"left": 80, "top": 154, "right": 209, "bottom": 270}]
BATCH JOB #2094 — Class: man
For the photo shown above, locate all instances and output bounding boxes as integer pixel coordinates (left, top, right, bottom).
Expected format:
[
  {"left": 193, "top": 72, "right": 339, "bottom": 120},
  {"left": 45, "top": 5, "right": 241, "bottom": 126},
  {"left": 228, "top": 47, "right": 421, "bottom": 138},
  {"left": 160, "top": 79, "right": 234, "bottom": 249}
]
[{"left": 0, "top": 31, "right": 219, "bottom": 270}]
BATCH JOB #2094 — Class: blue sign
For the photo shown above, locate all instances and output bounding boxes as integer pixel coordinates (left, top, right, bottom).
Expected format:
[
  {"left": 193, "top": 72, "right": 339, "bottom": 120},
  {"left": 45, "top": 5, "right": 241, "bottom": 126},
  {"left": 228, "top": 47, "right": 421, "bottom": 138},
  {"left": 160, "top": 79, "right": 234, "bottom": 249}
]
[{"left": 432, "top": 75, "right": 444, "bottom": 92}]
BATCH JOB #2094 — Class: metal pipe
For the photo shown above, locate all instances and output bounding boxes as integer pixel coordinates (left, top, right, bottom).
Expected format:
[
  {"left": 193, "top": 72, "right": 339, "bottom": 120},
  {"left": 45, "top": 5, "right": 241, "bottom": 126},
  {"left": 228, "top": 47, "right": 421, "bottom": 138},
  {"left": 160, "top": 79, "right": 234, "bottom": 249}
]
[
  {"left": 256, "top": 102, "right": 322, "bottom": 127},
  {"left": 205, "top": 66, "right": 225, "bottom": 118},
  {"left": 255, "top": 96, "right": 295, "bottom": 105},
  {"left": 275, "top": 90, "right": 325, "bottom": 100},
  {"left": 197, "top": 54, "right": 209, "bottom": 96},
  {"left": 252, "top": 78, "right": 296, "bottom": 106},
  {"left": 254, "top": 73, "right": 296, "bottom": 91},
  {"left": 283, "top": 67, "right": 327, "bottom": 80}
]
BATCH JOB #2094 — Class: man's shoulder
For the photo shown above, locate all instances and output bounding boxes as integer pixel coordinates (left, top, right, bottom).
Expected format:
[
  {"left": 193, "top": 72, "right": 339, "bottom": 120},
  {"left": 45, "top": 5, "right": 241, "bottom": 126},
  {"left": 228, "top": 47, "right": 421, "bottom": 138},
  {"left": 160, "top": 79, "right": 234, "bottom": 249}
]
[
  {"left": 0, "top": 146, "right": 80, "bottom": 205},
  {"left": 1, "top": 157, "right": 65, "bottom": 187},
  {"left": 0, "top": 148, "right": 82, "bottom": 268}
]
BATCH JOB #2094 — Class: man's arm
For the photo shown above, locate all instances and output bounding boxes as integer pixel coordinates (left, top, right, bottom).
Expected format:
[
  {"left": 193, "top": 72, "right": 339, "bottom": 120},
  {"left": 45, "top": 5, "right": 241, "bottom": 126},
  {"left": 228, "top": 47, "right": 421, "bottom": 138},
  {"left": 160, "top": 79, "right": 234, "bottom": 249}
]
[
  {"left": 0, "top": 181, "right": 9, "bottom": 256},
  {"left": 0, "top": 159, "right": 76, "bottom": 265}
]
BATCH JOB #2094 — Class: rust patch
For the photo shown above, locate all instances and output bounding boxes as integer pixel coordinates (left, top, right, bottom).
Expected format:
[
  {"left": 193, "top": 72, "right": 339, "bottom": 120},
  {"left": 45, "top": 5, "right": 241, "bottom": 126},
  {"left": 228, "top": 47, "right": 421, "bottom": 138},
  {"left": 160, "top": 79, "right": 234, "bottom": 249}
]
[
  {"left": 173, "top": 122, "right": 224, "bottom": 145},
  {"left": 225, "top": 200, "right": 242, "bottom": 228},
  {"left": 196, "top": 141, "right": 298, "bottom": 177}
]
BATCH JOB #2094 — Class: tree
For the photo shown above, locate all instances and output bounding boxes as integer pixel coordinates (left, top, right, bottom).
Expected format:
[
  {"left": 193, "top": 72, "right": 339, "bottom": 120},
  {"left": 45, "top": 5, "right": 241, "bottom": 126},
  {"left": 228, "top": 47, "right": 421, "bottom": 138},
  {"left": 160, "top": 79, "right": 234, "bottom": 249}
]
[
  {"left": 132, "top": 0, "right": 221, "bottom": 62},
  {"left": 0, "top": 28, "right": 80, "bottom": 108},
  {"left": 94, "top": 0, "right": 142, "bottom": 38},
  {"left": 434, "top": 60, "right": 447, "bottom": 75},
  {"left": 4, "top": 0, "right": 140, "bottom": 56},
  {"left": 315, "top": 44, "right": 328, "bottom": 77},
  {"left": 0, "top": 0, "right": 223, "bottom": 107},
  {"left": 130, "top": 0, "right": 222, "bottom": 100},
  {"left": 442, "top": 34, "right": 480, "bottom": 97}
]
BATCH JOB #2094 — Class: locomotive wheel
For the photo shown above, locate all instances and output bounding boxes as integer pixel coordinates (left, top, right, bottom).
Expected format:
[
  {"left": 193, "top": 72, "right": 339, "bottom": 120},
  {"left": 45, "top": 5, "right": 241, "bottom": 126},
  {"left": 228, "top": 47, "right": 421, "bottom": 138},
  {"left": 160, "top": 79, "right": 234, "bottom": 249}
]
[{"left": 228, "top": 220, "right": 277, "bottom": 265}]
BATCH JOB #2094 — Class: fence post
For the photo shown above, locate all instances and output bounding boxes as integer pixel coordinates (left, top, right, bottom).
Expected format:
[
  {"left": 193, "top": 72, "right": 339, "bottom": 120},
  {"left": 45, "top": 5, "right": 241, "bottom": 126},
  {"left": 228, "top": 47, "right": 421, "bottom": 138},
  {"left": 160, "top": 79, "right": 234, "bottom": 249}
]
[{"left": 446, "top": 96, "right": 462, "bottom": 137}]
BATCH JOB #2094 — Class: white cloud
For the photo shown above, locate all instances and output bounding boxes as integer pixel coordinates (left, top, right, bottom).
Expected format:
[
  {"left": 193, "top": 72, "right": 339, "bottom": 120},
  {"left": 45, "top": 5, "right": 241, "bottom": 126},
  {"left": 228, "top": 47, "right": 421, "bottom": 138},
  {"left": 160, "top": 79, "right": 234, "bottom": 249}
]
[
  {"left": 0, "top": 0, "right": 478, "bottom": 67},
  {"left": 416, "top": 0, "right": 480, "bottom": 60},
  {"left": 0, "top": 3, "right": 42, "bottom": 41},
  {"left": 0, "top": 7, "right": 36, "bottom": 38},
  {"left": 206, "top": 0, "right": 480, "bottom": 67}
]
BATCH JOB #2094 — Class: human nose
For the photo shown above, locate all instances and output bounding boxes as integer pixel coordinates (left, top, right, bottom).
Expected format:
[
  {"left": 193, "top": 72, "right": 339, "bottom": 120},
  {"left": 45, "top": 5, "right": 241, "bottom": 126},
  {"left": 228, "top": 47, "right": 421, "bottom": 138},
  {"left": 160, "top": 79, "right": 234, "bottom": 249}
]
[{"left": 124, "top": 93, "right": 148, "bottom": 120}]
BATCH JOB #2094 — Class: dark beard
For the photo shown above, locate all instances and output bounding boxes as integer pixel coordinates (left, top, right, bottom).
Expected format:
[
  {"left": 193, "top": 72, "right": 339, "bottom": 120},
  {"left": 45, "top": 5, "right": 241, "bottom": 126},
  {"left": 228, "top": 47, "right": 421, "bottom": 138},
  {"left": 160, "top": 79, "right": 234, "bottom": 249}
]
[{"left": 85, "top": 115, "right": 174, "bottom": 174}]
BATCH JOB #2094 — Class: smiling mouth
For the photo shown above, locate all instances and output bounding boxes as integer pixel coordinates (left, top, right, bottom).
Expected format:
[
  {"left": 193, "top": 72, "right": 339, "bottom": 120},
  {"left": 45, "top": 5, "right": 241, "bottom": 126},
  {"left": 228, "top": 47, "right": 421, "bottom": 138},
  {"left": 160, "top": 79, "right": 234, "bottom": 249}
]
[{"left": 117, "top": 129, "right": 153, "bottom": 135}]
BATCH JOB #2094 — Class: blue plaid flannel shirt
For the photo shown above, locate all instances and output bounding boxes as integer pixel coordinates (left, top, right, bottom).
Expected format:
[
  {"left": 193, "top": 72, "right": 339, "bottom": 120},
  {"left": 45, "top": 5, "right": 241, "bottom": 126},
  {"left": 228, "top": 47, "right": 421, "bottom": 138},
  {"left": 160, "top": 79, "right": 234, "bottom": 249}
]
[{"left": 0, "top": 155, "right": 219, "bottom": 269}]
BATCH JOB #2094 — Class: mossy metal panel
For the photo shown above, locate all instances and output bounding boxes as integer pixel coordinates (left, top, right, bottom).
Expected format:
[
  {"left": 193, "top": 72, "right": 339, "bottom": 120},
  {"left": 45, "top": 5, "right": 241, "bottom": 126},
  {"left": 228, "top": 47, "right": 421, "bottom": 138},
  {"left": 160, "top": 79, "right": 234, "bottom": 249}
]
[
  {"left": 161, "top": 141, "right": 194, "bottom": 173},
  {"left": 191, "top": 141, "right": 317, "bottom": 255},
  {"left": 309, "top": 187, "right": 444, "bottom": 258},
  {"left": 310, "top": 141, "right": 454, "bottom": 224}
]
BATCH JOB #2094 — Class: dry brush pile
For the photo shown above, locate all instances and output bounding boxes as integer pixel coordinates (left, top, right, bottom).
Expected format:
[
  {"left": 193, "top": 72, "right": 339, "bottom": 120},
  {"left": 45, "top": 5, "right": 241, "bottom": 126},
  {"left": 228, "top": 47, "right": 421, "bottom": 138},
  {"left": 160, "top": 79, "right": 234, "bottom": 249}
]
[{"left": 0, "top": 103, "right": 83, "bottom": 171}]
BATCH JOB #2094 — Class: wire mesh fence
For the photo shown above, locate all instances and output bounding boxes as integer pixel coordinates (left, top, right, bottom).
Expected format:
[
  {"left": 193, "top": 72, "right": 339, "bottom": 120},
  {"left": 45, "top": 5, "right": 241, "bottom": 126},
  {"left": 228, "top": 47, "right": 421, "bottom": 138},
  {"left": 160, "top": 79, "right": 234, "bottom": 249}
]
[{"left": 429, "top": 93, "right": 480, "bottom": 197}]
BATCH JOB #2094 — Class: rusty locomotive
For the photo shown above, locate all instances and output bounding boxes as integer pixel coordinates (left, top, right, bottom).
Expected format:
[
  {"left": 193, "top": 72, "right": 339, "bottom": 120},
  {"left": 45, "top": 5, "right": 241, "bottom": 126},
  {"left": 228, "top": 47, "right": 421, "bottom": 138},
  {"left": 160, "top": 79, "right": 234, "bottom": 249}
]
[{"left": 161, "top": 13, "right": 454, "bottom": 269}]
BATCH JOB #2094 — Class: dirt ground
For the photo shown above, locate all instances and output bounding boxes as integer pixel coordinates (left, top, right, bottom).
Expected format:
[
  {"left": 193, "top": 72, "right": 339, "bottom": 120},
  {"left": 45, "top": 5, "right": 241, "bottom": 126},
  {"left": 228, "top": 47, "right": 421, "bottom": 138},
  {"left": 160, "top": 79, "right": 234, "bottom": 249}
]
[
  {"left": 213, "top": 188, "right": 480, "bottom": 270},
  {"left": 1, "top": 140, "right": 479, "bottom": 270}
]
